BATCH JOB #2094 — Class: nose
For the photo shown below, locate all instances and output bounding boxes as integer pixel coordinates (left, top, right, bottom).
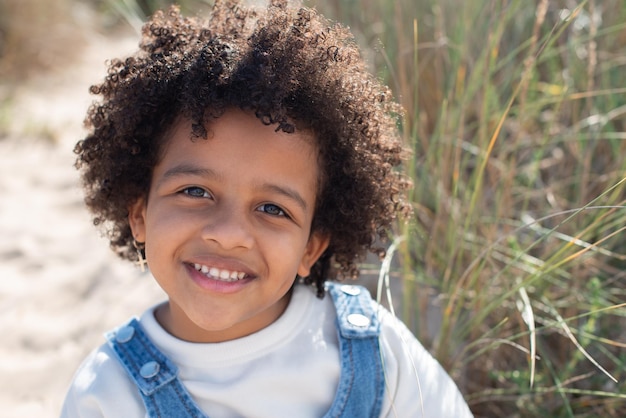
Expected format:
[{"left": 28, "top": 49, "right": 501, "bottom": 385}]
[{"left": 201, "top": 204, "right": 255, "bottom": 250}]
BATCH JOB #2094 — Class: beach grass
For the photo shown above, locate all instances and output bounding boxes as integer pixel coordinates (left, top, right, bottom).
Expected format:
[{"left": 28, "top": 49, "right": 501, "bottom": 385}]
[{"left": 313, "top": 0, "right": 626, "bottom": 416}]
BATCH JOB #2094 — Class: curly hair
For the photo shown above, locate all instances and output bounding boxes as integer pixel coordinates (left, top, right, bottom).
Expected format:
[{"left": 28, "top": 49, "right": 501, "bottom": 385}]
[{"left": 75, "top": 0, "right": 411, "bottom": 296}]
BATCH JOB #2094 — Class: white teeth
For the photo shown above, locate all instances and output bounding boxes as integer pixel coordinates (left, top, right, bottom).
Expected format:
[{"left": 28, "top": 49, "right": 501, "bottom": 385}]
[{"left": 193, "top": 263, "right": 246, "bottom": 282}]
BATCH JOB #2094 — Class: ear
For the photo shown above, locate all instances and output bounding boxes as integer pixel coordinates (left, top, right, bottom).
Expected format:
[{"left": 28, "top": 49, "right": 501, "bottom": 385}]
[
  {"left": 297, "top": 231, "right": 331, "bottom": 277},
  {"left": 128, "top": 198, "right": 147, "bottom": 243}
]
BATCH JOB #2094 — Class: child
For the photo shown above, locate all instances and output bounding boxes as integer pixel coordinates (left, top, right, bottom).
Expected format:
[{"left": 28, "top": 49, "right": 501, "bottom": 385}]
[{"left": 61, "top": 1, "right": 473, "bottom": 417}]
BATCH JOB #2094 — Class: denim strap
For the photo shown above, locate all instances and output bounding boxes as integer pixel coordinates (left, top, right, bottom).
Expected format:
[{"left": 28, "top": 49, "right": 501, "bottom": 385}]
[
  {"left": 106, "top": 319, "right": 207, "bottom": 418},
  {"left": 324, "top": 282, "right": 385, "bottom": 418},
  {"left": 106, "top": 283, "right": 385, "bottom": 418}
]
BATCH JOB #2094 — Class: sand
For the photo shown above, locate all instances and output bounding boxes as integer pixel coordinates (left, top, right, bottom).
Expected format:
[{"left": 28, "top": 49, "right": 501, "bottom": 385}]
[{"left": 0, "top": 25, "right": 165, "bottom": 418}]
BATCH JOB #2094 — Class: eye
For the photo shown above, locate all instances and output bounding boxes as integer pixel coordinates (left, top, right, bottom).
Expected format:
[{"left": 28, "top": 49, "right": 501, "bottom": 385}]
[
  {"left": 257, "top": 203, "right": 287, "bottom": 217},
  {"left": 181, "top": 186, "right": 211, "bottom": 199}
]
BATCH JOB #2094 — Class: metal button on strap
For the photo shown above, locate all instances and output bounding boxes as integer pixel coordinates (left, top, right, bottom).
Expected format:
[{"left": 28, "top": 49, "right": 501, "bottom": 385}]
[
  {"left": 347, "top": 313, "right": 370, "bottom": 327},
  {"left": 340, "top": 284, "right": 361, "bottom": 296},
  {"left": 116, "top": 325, "right": 135, "bottom": 343},
  {"left": 140, "top": 361, "right": 160, "bottom": 379}
]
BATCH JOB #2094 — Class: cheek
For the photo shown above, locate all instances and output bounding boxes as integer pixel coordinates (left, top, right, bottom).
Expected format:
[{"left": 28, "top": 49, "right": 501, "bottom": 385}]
[
  {"left": 268, "top": 236, "right": 310, "bottom": 271},
  {"left": 144, "top": 208, "right": 193, "bottom": 248}
]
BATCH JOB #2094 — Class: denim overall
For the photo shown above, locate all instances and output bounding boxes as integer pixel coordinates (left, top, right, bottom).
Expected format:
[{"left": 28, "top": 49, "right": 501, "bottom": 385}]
[{"left": 106, "top": 282, "right": 385, "bottom": 418}]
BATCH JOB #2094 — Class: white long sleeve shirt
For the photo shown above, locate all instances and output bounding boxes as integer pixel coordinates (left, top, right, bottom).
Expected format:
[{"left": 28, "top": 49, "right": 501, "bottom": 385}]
[{"left": 60, "top": 284, "right": 473, "bottom": 417}]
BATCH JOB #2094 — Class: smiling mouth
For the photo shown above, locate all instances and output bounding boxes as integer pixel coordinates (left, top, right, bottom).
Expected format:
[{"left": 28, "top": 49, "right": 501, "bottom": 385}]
[{"left": 193, "top": 263, "right": 247, "bottom": 282}]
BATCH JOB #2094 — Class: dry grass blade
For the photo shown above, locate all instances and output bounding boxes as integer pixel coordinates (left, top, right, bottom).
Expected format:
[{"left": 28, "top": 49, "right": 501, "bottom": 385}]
[
  {"left": 516, "top": 286, "right": 536, "bottom": 388},
  {"left": 376, "top": 236, "right": 405, "bottom": 317},
  {"left": 545, "top": 299, "right": 618, "bottom": 384}
]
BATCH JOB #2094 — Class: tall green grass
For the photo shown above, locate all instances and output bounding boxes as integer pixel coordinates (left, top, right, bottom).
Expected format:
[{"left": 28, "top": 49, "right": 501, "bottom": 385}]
[{"left": 314, "top": 0, "right": 626, "bottom": 416}]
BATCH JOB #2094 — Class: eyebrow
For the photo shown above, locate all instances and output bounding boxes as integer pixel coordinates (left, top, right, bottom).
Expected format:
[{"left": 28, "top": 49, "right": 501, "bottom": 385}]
[
  {"left": 161, "top": 164, "right": 219, "bottom": 183},
  {"left": 262, "top": 184, "right": 308, "bottom": 212},
  {"left": 160, "top": 163, "right": 309, "bottom": 212}
]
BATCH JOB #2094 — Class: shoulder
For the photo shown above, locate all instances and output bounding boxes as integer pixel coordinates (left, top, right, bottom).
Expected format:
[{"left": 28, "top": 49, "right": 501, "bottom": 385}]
[
  {"left": 374, "top": 301, "right": 474, "bottom": 417},
  {"left": 323, "top": 282, "right": 472, "bottom": 417},
  {"left": 60, "top": 338, "right": 145, "bottom": 418}
]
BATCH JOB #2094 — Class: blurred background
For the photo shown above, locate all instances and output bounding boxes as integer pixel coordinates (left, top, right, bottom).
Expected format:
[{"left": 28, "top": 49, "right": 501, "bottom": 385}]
[{"left": 1, "top": 0, "right": 625, "bottom": 416}]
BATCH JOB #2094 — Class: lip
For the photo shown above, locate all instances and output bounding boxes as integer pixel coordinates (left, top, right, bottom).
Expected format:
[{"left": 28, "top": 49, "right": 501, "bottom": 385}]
[
  {"left": 183, "top": 257, "right": 256, "bottom": 294},
  {"left": 187, "top": 255, "right": 256, "bottom": 275}
]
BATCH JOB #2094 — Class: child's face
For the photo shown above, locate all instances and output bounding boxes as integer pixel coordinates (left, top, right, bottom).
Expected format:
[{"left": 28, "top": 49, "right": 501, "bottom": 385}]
[{"left": 128, "top": 109, "right": 329, "bottom": 343}]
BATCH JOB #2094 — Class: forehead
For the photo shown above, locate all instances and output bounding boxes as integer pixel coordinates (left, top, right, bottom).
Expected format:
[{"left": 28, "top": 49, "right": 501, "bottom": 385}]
[
  {"left": 160, "top": 110, "right": 318, "bottom": 158},
  {"left": 157, "top": 109, "right": 321, "bottom": 191}
]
